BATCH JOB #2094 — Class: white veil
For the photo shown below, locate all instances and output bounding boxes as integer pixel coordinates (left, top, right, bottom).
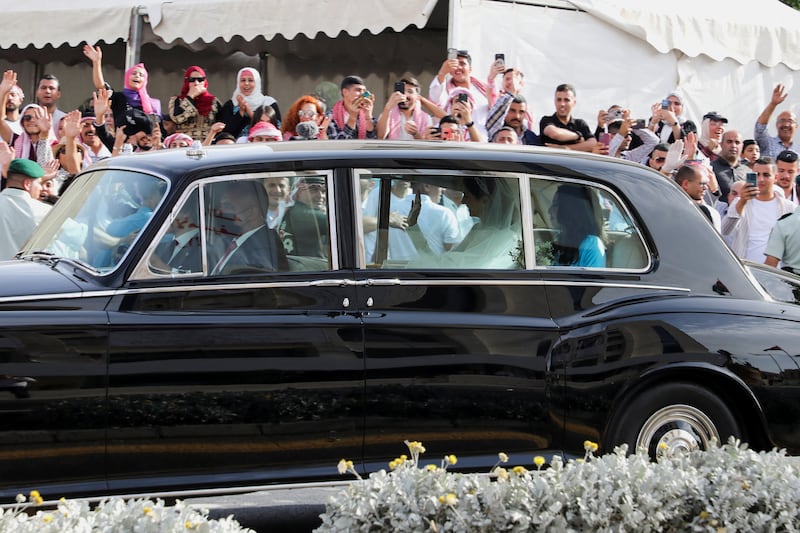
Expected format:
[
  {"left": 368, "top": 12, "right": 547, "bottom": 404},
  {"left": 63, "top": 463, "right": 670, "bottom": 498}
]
[{"left": 407, "top": 177, "right": 522, "bottom": 269}]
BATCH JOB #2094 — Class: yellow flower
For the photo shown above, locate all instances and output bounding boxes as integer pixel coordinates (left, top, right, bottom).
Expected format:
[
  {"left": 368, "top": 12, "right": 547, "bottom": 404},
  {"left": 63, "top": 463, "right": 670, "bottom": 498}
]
[
  {"left": 143, "top": 507, "right": 153, "bottom": 516},
  {"left": 445, "top": 454, "right": 457, "bottom": 465},
  {"left": 29, "top": 490, "right": 43, "bottom": 506},
  {"left": 512, "top": 465, "right": 528, "bottom": 475},
  {"left": 42, "top": 513, "right": 53, "bottom": 523},
  {"left": 658, "top": 442, "right": 669, "bottom": 451},
  {"left": 741, "top": 482, "right": 750, "bottom": 490},
  {"left": 337, "top": 459, "right": 353, "bottom": 475},
  {"left": 426, "top": 464, "right": 438, "bottom": 471},
  {"left": 389, "top": 460, "right": 398, "bottom": 470},
  {"left": 699, "top": 511, "right": 709, "bottom": 520},
  {"left": 186, "top": 520, "right": 197, "bottom": 529},
  {"left": 405, "top": 441, "right": 426, "bottom": 455},
  {"left": 498, "top": 452, "right": 509, "bottom": 463},
  {"left": 438, "top": 493, "right": 458, "bottom": 506},
  {"left": 533, "top": 456, "right": 546, "bottom": 468},
  {"left": 495, "top": 467, "right": 509, "bottom": 481},
  {"left": 583, "top": 440, "right": 599, "bottom": 453}
]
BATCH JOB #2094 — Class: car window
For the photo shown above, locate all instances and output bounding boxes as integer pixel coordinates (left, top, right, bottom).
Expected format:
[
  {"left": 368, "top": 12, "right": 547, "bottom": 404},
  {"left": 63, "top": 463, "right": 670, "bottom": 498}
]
[
  {"left": 357, "top": 172, "right": 524, "bottom": 270},
  {"left": 23, "top": 169, "right": 168, "bottom": 274},
  {"left": 530, "top": 178, "right": 648, "bottom": 269},
  {"left": 140, "top": 173, "right": 332, "bottom": 278}
]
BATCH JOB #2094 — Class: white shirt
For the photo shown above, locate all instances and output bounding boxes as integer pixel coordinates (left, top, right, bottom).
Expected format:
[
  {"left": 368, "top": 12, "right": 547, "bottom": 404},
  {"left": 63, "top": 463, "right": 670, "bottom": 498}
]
[
  {"left": 746, "top": 197, "right": 782, "bottom": 262},
  {"left": 363, "top": 186, "right": 416, "bottom": 262},
  {"left": 429, "top": 77, "right": 489, "bottom": 140},
  {"left": 0, "top": 187, "right": 52, "bottom": 259},
  {"left": 396, "top": 194, "right": 460, "bottom": 255}
]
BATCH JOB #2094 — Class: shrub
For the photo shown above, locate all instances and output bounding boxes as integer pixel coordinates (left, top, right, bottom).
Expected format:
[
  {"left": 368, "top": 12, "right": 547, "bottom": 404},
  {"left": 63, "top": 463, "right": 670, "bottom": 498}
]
[{"left": 317, "top": 439, "right": 800, "bottom": 532}]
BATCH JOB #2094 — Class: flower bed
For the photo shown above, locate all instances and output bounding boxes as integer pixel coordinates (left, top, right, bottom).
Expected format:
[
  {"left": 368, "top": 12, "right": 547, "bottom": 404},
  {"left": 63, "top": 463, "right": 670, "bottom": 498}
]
[
  {"left": 0, "top": 493, "right": 253, "bottom": 532},
  {"left": 317, "top": 439, "right": 800, "bottom": 532}
]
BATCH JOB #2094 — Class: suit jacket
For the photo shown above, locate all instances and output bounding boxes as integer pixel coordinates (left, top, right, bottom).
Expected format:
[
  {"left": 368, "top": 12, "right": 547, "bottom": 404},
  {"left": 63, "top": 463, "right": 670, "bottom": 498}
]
[{"left": 220, "top": 225, "right": 288, "bottom": 274}]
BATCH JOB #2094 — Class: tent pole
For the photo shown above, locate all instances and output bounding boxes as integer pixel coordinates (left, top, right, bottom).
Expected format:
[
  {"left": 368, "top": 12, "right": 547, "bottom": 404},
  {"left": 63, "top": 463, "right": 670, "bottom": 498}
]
[{"left": 126, "top": 6, "right": 145, "bottom": 70}]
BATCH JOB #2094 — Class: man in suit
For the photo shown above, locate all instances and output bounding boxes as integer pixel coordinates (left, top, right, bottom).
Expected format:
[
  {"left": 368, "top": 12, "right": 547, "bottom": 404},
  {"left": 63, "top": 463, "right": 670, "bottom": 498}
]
[{"left": 212, "top": 180, "right": 288, "bottom": 274}]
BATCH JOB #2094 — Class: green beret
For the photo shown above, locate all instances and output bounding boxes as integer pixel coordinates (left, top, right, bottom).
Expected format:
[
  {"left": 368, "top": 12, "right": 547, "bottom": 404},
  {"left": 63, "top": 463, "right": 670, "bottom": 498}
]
[{"left": 7, "top": 158, "right": 44, "bottom": 179}]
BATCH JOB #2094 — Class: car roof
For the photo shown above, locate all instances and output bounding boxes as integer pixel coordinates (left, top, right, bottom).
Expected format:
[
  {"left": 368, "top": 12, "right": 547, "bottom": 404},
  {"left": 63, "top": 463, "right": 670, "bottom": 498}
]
[{"left": 91, "top": 140, "right": 650, "bottom": 181}]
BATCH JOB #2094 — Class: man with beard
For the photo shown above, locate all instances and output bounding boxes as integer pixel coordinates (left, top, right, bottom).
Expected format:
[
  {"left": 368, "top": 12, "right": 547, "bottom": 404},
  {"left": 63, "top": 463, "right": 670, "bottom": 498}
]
[
  {"left": 675, "top": 164, "right": 720, "bottom": 232},
  {"left": 487, "top": 94, "right": 539, "bottom": 145},
  {"left": 35, "top": 74, "right": 65, "bottom": 139},
  {"left": 539, "top": 83, "right": 596, "bottom": 152},
  {"left": 755, "top": 83, "right": 799, "bottom": 159},
  {"left": 773, "top": 150, "right": 799, "bottom": 204},
  {"left": 697, "top": 111, "right": 727, "bottom": 162},
  {"left": 711, "top": 130, "right": 748, "bottom": 200},
  {"left": 377, "top": 77, "right": 432, "bottom": 140},
  {"left": 3, "top": 84, "right": 23, "bottom": 136},
  {"left": 78, "top": 115, "right": 111, "bottom": 163}
]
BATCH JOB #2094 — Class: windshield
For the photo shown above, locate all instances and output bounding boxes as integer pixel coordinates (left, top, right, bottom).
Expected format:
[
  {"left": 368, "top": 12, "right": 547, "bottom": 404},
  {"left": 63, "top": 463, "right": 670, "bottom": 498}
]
[{"left": 22, "top": 169, "right": 168, "bottom": 274}]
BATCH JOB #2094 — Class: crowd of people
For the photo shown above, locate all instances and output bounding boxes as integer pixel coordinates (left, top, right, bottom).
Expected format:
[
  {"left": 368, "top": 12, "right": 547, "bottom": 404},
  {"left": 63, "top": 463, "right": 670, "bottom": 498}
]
[{"left": 0, "top": 46, "right": 799, "bottom": 272}]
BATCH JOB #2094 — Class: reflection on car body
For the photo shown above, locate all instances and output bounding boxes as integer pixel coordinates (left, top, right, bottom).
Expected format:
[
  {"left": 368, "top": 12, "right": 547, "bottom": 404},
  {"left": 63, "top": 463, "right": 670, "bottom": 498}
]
[{"left": 1, "top": 140, "right": 800, "bottom": 502}]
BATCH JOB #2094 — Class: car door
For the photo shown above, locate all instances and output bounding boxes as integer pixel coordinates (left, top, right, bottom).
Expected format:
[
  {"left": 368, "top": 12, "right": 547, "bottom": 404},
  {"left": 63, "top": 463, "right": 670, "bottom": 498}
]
[
  {"left": 353, "top": 169, "right": 560, "bottom": 470},
  {"left": 105, "top": 171, "right": 364, "bottom": 494}
]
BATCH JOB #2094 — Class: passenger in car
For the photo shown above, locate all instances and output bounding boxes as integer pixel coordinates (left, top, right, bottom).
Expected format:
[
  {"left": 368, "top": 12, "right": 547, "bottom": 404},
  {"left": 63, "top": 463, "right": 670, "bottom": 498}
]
[
  {"left": 279, "top": 176, "right": 328, "bottom": 258},
  {"left": 405, "top": 177, "right": 521, "bottom": 269},
  {"left": 150, "top": 194, "right": 201, "bottom": 274},
  {"left": 550, "top": 183, "right": 607, "bottom": 267},
  {"left": 212, "top": 181, "right": 288, "bottom": 274}
]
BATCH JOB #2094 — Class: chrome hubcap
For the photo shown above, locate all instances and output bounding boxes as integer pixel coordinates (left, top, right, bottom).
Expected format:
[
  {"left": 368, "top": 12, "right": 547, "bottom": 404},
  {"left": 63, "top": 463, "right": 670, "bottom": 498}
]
[{"left": 636, "top": 404, "right": 719, "bottom": 455}]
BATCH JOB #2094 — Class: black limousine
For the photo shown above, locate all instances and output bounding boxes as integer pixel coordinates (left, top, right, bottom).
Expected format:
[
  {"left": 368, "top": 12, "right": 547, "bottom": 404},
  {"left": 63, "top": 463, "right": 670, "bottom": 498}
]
[{"left": 2, "top": 140, "right": 799, "bottom": 501}]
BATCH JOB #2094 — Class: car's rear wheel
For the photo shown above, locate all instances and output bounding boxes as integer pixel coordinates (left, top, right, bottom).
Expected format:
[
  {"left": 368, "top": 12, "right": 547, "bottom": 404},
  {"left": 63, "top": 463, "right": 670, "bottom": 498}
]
[{"left": 609, "top": 382, "right": 741, "bottom": 457}]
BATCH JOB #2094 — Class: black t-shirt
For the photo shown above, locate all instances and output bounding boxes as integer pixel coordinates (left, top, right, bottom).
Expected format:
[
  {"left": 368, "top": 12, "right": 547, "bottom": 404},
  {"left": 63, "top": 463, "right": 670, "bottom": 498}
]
[{"left": 539, "top": 114, "right": 593, "bottom": 146}]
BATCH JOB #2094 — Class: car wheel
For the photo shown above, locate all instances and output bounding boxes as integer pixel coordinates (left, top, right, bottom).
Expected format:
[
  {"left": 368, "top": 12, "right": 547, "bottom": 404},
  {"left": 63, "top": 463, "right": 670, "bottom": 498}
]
[{"left": 609, "top": 382, "right": 741, "bottom": 457}]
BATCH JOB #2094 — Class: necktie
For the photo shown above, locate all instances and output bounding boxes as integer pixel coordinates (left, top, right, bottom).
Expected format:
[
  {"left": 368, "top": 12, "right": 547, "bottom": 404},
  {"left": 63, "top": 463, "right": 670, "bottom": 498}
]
[{"left": 212, "top": 239, "right": 238, "bottom": 274}]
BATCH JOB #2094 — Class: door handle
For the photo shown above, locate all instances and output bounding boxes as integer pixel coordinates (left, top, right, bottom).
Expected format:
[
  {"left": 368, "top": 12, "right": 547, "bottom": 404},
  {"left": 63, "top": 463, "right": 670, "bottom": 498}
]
[
  {"left": 360, "top": 278, "right": 401, "bottom": 287},
  {"left": 310, "top": 279, "right": 357, "bottom": 287}
]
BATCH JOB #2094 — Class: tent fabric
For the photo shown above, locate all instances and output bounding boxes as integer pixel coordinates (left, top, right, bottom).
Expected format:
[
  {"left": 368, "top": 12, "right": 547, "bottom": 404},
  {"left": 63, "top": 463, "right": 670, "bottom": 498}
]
[
  {"left": 450, "top": 0, "right": 800, "bottom": 139},
  {"left": 0, "top": 0, "right": 437, "bottom": 50},
  {"left": 567, "top": 0, "right": 800, "bottom": 70}
]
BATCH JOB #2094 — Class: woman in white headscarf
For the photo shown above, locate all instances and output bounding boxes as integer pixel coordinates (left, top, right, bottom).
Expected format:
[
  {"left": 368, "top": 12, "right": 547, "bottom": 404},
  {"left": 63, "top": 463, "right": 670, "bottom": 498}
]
[{"left": 217, "top": 67, "right": 281, "bottom": 140}]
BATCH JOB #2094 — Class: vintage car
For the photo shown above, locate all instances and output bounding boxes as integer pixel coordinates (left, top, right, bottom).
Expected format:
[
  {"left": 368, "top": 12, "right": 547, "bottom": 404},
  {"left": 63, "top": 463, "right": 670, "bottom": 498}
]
[{"left": 1, "top": 140, "right": 799, "bottom": 502}]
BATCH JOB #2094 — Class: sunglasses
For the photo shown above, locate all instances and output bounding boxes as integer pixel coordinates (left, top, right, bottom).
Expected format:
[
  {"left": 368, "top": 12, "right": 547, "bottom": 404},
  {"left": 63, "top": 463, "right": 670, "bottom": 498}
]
[
  {"left": 186, "top": 77, "right": 206, "bottom": 83},
  {"left": 21, "top": 115, "right": 34, "bottom": 122}
]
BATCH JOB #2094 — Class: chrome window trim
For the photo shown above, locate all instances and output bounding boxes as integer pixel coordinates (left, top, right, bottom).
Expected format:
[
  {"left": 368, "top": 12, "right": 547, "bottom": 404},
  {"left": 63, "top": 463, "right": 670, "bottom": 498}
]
[
  {"left": 0, "top": 278, "right": 690, "bottom": 305},
  {"left": 129, "top": 170, "right": 337, "bottom": 282}
]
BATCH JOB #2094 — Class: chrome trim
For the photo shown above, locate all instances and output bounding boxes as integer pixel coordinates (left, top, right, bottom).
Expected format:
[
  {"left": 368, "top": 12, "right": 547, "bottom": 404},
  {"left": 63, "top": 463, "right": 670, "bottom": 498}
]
[
  {"left": 0, "top": 278, "right": 689, "bottom": 305},
  {"left": 518, "top": 174, "right": 535, "bottom": 268}
]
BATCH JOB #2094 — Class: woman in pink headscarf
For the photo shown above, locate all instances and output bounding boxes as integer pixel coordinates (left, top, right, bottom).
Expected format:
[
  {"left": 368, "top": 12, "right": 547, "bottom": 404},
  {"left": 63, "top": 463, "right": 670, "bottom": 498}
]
[
  {"left": 83, "top": 44, "right": 161, "bottom": 137},
  {"left": 168, "top": 66, "right": 222, "bottom": 141}
]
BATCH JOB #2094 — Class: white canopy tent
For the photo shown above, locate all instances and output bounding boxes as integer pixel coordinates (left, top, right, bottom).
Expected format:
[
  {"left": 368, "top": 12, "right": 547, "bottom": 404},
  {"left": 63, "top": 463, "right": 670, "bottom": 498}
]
[{"left": 450, "top": 0, "right": 800, "bottom": 138}]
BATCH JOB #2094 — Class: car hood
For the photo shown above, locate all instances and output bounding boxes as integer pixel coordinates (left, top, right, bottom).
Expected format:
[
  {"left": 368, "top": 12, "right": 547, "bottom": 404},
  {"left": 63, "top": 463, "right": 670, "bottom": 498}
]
[{"left": 0, "top": 259, "right": 86, "bottom": 299}]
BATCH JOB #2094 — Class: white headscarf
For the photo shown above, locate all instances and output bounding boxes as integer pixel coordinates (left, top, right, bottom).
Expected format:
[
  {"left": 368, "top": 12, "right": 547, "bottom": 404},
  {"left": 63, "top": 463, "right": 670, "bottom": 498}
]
[{"left": 231, "top": 67, "right": 276, "bottom": 111}]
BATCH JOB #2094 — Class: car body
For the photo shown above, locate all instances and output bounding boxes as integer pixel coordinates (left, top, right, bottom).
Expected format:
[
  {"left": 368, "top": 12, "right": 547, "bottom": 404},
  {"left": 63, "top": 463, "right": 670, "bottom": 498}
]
[{"left": 2, "top": 140, "right": 799, "bottom": 502}]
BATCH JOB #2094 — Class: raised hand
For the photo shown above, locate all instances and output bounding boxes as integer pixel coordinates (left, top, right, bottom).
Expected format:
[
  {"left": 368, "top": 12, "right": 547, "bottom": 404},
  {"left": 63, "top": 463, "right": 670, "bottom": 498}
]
[{"left": 82, "top": 44, "right": 102, "bottom": 63}]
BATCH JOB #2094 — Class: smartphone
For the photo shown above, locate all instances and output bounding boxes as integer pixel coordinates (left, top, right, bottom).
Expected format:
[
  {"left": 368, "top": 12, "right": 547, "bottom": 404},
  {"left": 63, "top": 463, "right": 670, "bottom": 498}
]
[
  {"left": 746, "top": 172, "right": 758, "bottom": 188},
  {"left": 362, "top": 90, "right": 371, "bottom": 99},
  {"left": 447, "top": 48, "right": 458, "bottom": 60},
  {"left": 599, "top": 132, "right": 612, "bottom": 146},
  {"left": 429, "top": 126, "right": 441, "bottom": 137},
  {"left": 394, "top": 82, "right": 405, "bottom": 94},
  {"left": 494, "top": 53, "right": 505, "bottom": 69},
  {"left": 456, "top": 93, "right": 469, "bottom": 104},
  {"left": 661, "top": 99, "right": 670, "bottom": 109},
  {"left": 631, "top": 118, "right": 647, "bottom": 129}
]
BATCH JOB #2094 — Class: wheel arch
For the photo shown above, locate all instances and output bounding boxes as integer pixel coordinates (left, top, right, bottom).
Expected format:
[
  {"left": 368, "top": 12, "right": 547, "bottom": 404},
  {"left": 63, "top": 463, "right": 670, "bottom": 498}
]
[{"left": 602, "top": 361, "right": 771, "bottom": 452}]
